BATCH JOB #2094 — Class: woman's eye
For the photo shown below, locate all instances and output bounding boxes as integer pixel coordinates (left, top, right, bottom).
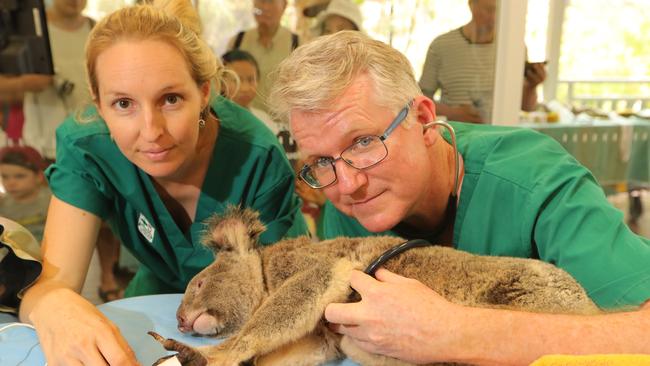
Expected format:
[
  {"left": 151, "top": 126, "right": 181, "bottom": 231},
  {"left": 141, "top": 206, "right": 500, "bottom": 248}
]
[
  {"left": 114, "top": 99, "right": 131, "bottom": 110},
  {"left": 164, "top": 94, "right": 180, "bottom": 105}
]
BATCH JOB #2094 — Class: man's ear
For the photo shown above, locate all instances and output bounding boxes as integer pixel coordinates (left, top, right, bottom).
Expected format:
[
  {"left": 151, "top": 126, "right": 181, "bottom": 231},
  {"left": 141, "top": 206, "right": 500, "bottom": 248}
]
[{"left": 412, "top": 96, "right": 438, "bottom": 146}]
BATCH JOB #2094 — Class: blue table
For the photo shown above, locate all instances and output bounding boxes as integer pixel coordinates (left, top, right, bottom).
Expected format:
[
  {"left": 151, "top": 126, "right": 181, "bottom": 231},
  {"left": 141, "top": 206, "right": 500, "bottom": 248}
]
[{"left": 0, "top": 294, "right": 357, "bottom": 366}]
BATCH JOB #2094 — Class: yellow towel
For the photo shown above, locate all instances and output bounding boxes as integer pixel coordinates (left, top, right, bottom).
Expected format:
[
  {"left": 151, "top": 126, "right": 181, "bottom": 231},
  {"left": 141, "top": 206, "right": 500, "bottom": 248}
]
[{"left": 531, "top": 354, "right": 650, "bottom": 366}]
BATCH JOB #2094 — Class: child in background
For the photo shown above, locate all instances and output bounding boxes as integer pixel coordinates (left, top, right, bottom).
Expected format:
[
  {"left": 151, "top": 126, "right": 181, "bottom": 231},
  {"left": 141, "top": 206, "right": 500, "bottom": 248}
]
[
  {"left": 221, "top": 49, "right": 299, "bottom": 167},
  {"left": 0, "top": 146, "right": 51, "bottom": 242},
  {"left": 221, "top": 50, "right": 279, "bottom": 134},
  {"left": 0, "top": 147, "right": 128, "bottom": 303}
]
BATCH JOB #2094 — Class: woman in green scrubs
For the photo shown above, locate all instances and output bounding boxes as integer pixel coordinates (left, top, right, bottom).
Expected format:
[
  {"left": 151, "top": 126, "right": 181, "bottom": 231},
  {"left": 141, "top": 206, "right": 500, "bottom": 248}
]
[{"left": 19, "top": 1, "right": 306, "bottom": 365}]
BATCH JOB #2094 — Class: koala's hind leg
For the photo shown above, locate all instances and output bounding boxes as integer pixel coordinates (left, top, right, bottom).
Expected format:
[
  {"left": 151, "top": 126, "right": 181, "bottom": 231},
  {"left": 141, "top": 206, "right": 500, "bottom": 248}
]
[{"left": 212, "top": 258, "right": 359, "bottom": 365}]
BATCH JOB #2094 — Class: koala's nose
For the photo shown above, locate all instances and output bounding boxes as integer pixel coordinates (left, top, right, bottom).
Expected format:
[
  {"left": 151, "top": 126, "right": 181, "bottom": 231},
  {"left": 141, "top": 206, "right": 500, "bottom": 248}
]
[{"left": 177, "top": 314, "right": 191, "bottom": 332}]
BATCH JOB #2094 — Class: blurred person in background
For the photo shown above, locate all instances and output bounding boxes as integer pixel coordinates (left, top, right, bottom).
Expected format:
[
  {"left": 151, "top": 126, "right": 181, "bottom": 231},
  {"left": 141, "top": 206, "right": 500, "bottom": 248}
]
[
  {"left": 221, "top": 49, "right": 277, "bottom": 132},
  {"left": 22, "top": 0, "right": 94, "bottom": 161},
  {"left": 227, "top": 0, "right": 299, "bottom": 114},
  {"left": 0, "top": 146, "right": 51, "bottom": 243},
  {"left": 221, "top": 49, "right": 298, "bottom": 163},
  {"left": 419, "top": 0, "right": 545, "bottom": 123},
  {"left": 316, "top": 0, "right": 363, "bottom": 36}
]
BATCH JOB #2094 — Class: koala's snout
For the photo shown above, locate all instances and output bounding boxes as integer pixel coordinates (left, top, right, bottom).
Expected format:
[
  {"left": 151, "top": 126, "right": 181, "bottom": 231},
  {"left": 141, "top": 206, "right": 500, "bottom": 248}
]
[
  {"left": 177, "top": 306, "right": 225, "bottom": 335},
  {"left": 176, "top": 307, "right": 199, "bottom": 333},
  {"left": 177, "top": 313, "right": 193, "bottom": 333}
]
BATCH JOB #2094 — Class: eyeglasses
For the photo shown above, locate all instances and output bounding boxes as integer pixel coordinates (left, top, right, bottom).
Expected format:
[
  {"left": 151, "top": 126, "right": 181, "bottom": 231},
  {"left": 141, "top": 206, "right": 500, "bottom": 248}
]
[{"left": 299, "top": 100, "right": 413, "bottom": 189}]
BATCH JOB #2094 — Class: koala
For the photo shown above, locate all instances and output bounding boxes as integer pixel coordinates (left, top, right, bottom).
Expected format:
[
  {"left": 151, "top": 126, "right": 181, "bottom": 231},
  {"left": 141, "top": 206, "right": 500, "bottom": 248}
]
[{"left": 150, "top": 207, "right": 599, "bottom": 366}]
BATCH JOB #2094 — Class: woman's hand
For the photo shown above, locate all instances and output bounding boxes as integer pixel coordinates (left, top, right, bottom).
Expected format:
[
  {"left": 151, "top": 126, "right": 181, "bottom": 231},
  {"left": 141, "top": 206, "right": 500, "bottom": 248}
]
[
  {"left": 30, "top": 287, "right": 139, "bottom": 366},
  {"left": 324, "top": 268, "right": 465, "bottom": 364}
]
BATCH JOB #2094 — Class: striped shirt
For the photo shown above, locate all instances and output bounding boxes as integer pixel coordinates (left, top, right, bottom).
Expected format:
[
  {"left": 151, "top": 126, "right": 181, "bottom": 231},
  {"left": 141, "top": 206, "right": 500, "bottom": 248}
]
[{"left": 419, "top": 28, "right": 496, "bottom": 122}]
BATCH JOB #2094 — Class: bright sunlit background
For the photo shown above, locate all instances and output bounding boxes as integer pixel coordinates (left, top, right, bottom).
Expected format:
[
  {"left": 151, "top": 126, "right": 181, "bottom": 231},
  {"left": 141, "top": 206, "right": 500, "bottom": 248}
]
[{"left": 74, "top": 0, "right": 650, "bottom": 112}]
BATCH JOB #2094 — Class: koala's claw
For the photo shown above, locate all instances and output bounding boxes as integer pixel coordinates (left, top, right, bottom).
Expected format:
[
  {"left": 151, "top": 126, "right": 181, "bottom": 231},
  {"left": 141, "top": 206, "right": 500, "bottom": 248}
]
[{"left": 148, "top": 331, "right": 208, "bottom": 366}]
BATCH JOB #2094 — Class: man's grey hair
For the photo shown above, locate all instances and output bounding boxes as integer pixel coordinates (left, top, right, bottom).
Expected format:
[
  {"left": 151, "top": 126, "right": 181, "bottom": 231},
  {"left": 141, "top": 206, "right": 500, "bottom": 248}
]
[{"left": 269, "top": 31, "right": 422, "bottom": 122}]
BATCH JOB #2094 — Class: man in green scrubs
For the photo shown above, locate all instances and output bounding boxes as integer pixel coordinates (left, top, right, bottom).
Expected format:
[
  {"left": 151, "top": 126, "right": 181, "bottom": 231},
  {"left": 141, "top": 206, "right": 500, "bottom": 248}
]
[
  {"left": 47, "top": 97, "right": 307, "bottom": 295},
  {"left": 270, "top": 31, "right": 650, "bottom": 365}
]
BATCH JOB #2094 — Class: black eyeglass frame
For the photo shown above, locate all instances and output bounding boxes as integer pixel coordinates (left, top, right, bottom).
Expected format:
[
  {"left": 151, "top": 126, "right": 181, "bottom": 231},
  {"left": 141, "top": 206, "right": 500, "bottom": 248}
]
[{"left": 299, "top": 100, "right": 414, "bottom": 189}]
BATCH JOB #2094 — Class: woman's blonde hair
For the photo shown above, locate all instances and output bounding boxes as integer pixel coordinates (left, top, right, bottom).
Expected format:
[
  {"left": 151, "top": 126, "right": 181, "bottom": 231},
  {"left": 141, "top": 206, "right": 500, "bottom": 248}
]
[
  {"left": 85, "top": 0, "right": 223, "bottom": 103},
  {"left": 269, "top": 31, "right": 422, "bottom": 122}
]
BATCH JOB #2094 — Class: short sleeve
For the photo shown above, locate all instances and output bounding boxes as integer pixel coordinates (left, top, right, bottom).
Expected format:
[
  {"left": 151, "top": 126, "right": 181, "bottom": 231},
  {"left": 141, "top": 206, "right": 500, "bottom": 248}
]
[
  {"left": 45, "top": 123, "right": 112, "bottom": 220},
  {"left": 419, "top": 38, "right": 440, "bottom": 97}
]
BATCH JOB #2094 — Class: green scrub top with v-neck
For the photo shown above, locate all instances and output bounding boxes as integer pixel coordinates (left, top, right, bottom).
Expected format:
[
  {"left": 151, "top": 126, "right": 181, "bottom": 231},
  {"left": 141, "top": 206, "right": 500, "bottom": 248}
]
[
  {"left": 46, "top": 97, "right": 308, "bottom": 296},
  {"left": 317, "top": 121, "right": 650, "bottom": 310}
]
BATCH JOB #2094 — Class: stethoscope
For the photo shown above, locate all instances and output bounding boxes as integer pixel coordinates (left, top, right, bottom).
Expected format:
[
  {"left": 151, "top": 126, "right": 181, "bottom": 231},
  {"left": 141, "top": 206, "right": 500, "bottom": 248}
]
[{"left": 363, "top": 120, "right": 461, "bottom": 278}]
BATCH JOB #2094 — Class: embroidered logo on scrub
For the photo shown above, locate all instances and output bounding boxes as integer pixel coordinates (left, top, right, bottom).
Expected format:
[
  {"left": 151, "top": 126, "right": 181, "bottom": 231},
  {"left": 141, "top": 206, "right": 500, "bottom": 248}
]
[{"left": 137, "top": 213, "right": 155, "bottom": 243}]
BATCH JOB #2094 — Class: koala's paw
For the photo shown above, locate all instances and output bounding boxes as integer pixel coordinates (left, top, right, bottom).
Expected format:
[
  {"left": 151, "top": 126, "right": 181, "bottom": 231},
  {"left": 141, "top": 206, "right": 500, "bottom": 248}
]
[{"left": 148, "top": 331, "right": 208, "bottom": 366}]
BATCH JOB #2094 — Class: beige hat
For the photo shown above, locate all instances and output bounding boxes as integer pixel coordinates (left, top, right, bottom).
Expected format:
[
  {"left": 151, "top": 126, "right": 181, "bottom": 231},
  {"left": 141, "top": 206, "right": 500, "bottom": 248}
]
[{"left": 317, "top": 0, "right": 363, "bottom": 33}]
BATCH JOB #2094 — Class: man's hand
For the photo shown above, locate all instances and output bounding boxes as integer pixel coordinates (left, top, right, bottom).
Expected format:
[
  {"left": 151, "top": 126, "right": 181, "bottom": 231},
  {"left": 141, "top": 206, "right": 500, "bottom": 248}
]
[
  {"left": 324, "top": 268, "right": 463, "bottom": 364},
  {"left": 524, "top": 62, "right": 546, "bottom": 90}
]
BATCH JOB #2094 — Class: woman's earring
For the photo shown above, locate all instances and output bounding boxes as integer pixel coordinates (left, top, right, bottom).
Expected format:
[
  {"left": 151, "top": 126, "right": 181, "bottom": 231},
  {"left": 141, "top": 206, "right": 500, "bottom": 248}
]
[{"left": 198, "top": 109, "right": 207, "bottom": 129}]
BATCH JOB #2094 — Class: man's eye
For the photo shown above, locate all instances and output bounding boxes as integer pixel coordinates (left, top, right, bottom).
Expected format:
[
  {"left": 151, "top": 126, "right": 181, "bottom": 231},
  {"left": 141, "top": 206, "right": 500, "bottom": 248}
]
[
  {"left": 355, "top": 136, "right": 375, "bottom": 147},
  {"left": 314, "top": 157, "right": 333, "bottom": 168}
]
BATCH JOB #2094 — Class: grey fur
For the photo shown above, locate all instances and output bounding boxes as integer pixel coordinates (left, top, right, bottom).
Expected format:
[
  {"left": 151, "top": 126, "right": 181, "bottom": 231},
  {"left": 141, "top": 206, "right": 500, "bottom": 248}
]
[{"left": 152, "top": 207, "right": 599, "bottom": 366}]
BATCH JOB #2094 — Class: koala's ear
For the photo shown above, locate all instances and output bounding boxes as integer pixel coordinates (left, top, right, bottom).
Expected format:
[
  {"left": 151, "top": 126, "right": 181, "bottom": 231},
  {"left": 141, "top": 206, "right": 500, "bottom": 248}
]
[{"left": 201, "top": 205, "right": 266, "bottom": 255}]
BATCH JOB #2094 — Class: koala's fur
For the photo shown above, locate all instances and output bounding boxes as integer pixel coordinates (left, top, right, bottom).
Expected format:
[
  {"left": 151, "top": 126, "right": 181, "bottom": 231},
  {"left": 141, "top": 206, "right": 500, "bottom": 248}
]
[{"left": 151, "top": 207, "right": 599, "bottom": 366}]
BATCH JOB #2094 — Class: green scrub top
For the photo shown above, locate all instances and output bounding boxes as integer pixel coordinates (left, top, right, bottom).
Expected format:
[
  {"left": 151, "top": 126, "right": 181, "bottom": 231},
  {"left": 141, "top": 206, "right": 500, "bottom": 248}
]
[
  {"left": 46, "top": 97, "right": 308, "bottom": 296},
  {"left": 318, "top": 121, "right": 650, "bottom": 309}
]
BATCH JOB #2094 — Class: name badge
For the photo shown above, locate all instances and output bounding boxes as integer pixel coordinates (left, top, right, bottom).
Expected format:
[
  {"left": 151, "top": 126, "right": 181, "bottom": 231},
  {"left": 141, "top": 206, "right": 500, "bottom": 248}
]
[{"left": 137, "top": 213, "right": 155, "bottom": 243}]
